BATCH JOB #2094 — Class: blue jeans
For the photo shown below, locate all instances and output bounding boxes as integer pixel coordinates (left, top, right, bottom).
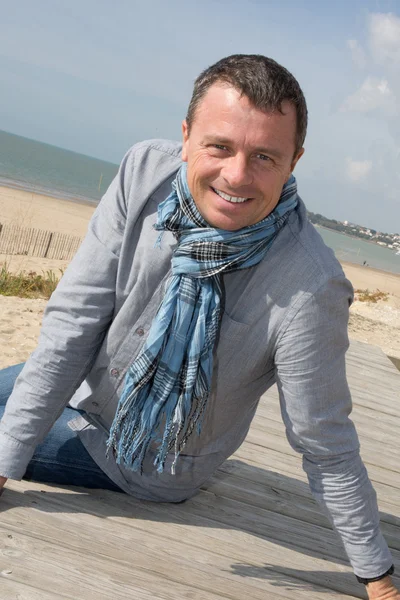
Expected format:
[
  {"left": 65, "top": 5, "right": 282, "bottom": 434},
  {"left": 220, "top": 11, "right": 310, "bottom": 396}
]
[{"left": 0, "top": 364, "right": 123, "bottom": 492}]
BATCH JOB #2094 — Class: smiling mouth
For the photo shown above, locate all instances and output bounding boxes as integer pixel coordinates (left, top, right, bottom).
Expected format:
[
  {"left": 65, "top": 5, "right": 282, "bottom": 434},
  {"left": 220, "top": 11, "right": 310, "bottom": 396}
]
[{"left": 211, "top": 187, "right": 251, "bottom": 204}]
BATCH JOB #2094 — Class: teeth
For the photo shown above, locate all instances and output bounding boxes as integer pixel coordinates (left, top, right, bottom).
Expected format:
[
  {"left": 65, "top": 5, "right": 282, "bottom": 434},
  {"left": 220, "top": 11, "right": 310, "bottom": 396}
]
[{"left": 213, "top": 188, "right": 249, "bottom": 203}]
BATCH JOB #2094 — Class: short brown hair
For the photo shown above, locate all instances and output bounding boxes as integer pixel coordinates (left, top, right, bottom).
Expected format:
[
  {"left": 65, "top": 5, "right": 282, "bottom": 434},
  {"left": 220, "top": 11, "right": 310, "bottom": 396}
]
[{"left": 186, "top": 54, "right": 308, "bottom": 154}]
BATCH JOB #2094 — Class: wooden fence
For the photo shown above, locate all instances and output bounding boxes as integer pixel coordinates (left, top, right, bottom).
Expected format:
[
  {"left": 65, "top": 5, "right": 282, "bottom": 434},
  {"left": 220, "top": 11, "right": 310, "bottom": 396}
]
[{"left": 0, "top": 223, "right": 83, "bottom": 261}]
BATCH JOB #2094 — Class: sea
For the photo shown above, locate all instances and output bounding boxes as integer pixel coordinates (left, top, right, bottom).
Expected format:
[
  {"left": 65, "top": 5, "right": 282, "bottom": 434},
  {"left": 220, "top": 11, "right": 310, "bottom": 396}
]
[
  {"left": 1, "top": 129, "right": 399, "bottom": 275},
  {"left": 316, "top": 227, "right": 400, "bottom": 275},
  {"left": 0, "top": 129, "right": 118, "bottom": 204}
]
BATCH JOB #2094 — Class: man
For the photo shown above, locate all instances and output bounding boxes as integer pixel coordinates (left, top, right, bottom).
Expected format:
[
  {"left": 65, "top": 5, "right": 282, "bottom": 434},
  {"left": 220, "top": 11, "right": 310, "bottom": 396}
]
[{"left": 0, "top": 55, "right": 398, "bottom": 598}]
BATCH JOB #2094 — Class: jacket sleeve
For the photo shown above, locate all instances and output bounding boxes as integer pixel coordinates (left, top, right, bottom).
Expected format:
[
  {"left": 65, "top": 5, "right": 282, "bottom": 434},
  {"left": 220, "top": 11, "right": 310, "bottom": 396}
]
[
  {"left": 274, "top": 274, "right": 393, "bottom": 578},
  {"left": 0, "top": 148, "right": 136, "bottom": 480}
]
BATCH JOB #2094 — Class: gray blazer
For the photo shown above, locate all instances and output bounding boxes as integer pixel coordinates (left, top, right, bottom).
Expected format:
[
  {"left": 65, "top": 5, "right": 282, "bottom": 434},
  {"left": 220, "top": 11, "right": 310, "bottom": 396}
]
[{"left": 0, "top": 139, "right": 392, "bottom": 576}]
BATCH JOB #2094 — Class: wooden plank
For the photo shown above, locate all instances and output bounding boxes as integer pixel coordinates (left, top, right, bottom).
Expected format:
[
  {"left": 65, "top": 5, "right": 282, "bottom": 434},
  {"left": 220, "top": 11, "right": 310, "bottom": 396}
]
[
  {"left": 0, "top": 578, "right": 72, "bottom": 600},
  {"left": 216, "top": 458, "right": 400, "bottom": 516},
  {"left": 6, "top": 479, "right": 400, "bottom": 579},
  {"left": 1, "top": 529, "right": 206, "bottom": 600},
  {"left": 256, "top": 393, "right": 400, "bottom": 433},
  {"left": 0, "top": 483, "right": 364, "bottom": 599},
  {"left": 248, "top": 409, "right": 400, "bottom": 459},
  {"left": 206, "top": 472, "right": 400, "bottom": 551},
  {"left": 252, "top": 410, "right": 400, "bottom": 451},
  {"left": 235, "top": 440, "right": 400, "bottom": 492},
  {"left": 0, "top": 522, "right": 359, "bottom": 600},
  {"left": 244, "top": 425, "right": 400, "bottom": 475}
]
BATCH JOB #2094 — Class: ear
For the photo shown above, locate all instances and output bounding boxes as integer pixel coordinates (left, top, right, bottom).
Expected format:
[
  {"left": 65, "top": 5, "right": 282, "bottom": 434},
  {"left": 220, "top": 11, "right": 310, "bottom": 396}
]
[
  {"left": 182, "top": 120, "right": 189, "bottom": 162},
  {"left": 290, "top": 147, "right": 305, "bottom": 173}
]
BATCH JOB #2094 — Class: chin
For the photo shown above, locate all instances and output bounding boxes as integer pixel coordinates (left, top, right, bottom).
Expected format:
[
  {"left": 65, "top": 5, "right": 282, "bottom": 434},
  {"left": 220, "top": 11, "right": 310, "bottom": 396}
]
[{"left": 208, "top": 215, "right": 247, "bottom": 231}]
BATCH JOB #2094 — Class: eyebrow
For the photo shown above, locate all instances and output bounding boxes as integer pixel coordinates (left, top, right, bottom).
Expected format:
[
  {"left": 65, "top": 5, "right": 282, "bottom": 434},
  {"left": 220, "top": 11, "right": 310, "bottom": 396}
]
[{"left": 202, "top": 136, "right": 285, "bottom": 160}]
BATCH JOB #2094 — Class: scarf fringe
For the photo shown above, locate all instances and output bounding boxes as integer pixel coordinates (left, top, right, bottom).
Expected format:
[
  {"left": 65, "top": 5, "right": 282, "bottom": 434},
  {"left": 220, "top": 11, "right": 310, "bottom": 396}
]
[{"left": 107, "top": 366, "right": 211, "bottom": 474}]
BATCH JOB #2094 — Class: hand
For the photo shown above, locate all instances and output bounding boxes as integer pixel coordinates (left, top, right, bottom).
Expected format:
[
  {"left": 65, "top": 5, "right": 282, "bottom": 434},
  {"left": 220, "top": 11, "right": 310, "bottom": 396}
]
[
  {"left": 0, "top": 475, "right": 7, "bottom": 496},
  {"left": 367, "top": 576, "right": 400, "bottom": 600}
]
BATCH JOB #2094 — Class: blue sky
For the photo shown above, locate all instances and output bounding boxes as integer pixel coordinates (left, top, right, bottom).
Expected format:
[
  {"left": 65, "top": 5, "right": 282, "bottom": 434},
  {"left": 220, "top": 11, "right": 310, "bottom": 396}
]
[{"left": 0, "top": 0, "right": 399, "bottom": 232}]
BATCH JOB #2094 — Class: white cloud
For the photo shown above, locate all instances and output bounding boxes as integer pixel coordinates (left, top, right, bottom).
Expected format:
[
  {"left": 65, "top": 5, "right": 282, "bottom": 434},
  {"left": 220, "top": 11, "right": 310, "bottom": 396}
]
[
  {"left": 347, "top": 39, "right": 367, "bottom": 69},
  {"left": 346, "top": 158, "right": 372, "bottom": 182},
  {"left": 341, "top": 75, "right": 397, "bottom": 114},
  {"left": 369, "top": 12, "right": 400, "bottom": 65},
  {"left": 343, "top": 12, "right": 400, "bottom": 119}
]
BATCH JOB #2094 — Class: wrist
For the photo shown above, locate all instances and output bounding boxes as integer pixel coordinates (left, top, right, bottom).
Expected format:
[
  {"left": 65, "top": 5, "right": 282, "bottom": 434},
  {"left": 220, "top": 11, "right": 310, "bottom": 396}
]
[{"left": 366, "top": 576, "right": 398, "bottom": 599}]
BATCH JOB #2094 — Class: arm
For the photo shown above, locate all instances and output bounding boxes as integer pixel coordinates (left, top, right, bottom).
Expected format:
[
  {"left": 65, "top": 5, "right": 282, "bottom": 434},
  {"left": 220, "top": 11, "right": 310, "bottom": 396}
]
[
  {"left": 274, "top": 274, "right": 394, "bottom": 583},
  {"left": 0, "top": 148, "right": 134, "bottom": 481}
]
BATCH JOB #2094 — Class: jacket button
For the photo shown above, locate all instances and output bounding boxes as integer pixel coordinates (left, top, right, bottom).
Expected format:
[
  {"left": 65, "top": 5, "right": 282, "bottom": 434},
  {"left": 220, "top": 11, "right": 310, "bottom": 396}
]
[
  {"left": 135, "top": 327, "right": 145, "bottom": 336},
  {"left": 110, "top": 368, "right": 119, "bottom": 377},
  {"left": 92, "top": 401, "right": 99, "bottom": 407}
]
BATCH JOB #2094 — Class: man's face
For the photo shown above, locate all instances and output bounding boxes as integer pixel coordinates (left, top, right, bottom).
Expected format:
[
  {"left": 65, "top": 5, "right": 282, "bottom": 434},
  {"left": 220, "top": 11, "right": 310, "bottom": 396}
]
[{"left": 182, "top": 84, "right": 304, "bottom": 231}]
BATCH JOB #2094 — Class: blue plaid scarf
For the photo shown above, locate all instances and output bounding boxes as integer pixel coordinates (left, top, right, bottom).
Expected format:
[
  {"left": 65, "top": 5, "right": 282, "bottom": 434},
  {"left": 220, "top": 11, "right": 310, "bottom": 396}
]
[{"left": 107, "top": 163, "right": 298, "bottom": 474}]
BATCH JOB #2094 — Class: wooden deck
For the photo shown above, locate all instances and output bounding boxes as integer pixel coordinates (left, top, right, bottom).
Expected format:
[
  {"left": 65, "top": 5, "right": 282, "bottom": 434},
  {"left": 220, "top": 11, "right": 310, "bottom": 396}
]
[{"left": 1, "top": 339, "right": 399, "bottom": 599}]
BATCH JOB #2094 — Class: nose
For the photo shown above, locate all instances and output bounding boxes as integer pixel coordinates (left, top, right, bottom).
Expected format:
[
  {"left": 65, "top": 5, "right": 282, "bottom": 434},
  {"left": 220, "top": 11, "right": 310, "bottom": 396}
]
[{"left": 221, "top": 153, "right": 253, "bottom": 189}]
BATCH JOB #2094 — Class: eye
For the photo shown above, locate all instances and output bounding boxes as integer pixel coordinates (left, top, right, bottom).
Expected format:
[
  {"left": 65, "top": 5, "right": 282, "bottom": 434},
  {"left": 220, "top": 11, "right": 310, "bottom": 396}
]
[
  {"left": 256, "top": 153, "right": 271, "bottom": 162},
  {"left": 213, "top": 144, "right": 228, "bottom": 151}
]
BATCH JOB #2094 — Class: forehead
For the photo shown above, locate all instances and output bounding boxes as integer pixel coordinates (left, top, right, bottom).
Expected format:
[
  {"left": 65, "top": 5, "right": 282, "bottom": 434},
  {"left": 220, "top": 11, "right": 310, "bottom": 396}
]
[{"left": 191, "top": 84, "right": 297, "bottom": 150}]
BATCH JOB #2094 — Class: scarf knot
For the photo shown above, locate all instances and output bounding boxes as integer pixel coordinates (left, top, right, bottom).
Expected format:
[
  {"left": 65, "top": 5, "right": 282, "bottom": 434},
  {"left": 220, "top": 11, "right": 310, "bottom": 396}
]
[{"left": 107, "top": 163, "right": 298, "bottom": 474}]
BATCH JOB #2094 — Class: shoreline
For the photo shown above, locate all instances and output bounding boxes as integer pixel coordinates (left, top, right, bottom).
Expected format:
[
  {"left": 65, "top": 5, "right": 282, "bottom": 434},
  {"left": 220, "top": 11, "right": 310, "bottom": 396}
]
[
  {"left": 0, "top": 177, "right": 99, "bottom": 209},
  {"left": 316, "top": 224, "right": 400, "bottom": 257},
  {"left": 341, "top": 260, "right": 400, "bottom": 281}
]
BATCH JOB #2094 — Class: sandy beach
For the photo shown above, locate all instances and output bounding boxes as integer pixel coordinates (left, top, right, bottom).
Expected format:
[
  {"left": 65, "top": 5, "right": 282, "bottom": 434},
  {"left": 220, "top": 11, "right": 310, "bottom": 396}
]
[
  {"left": 0, "top": 187, "right": 399, "bottom": 370},
  {"left": 342, "top": 262, "right": 400, "bottom": 363},
  {"left": 0, "top": 185, "right": 95, "bottom": 236}
]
